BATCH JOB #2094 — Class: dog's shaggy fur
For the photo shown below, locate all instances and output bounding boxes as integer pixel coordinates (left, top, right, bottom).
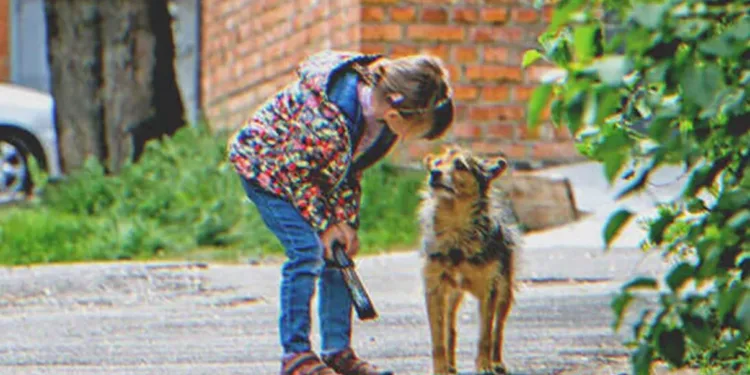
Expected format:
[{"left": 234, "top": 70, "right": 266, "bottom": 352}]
[{"left": 418, "top": 145, "right": 521, "bottom": 375}]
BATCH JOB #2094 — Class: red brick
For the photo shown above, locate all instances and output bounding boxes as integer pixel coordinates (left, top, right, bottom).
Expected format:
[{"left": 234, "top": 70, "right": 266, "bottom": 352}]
[
  {"left": 512, "top": 8, "right": 540, "bottom": 24},
  {"left": 421, "top": 45, "right": 451, "bottom": 61},
  {"left": 531, "top": 142, "right": 581, "bottom": 160},
  {"left": 361, "top": 43, "right": 388, "bottom": 55},
  {"left": 362, "top": 25, "right": 403, "bottom": 41},
  {"left": 421, "top": 7, "right": 449, "bottom": 23},
  {"left": 485, "top": 123, "right": 516, "bottom": 139},
  {"left": 452, "top": 122, "right": 483, "bottom": 138},
  {"left": 471, "top": 141, "right": 526, "bottom": 159},
  {"left": 445, "top": 64, "right": 462, "bottom": 81},
  {"left": 362, "top": 0, "right": 399, "bottom": 4},
  {"left": 469, "top": 105, "right": 526, "bottom": 122},
  {"left": 484, "top": 47, "right": 509, "bottom": 63},
  {"left": 454, "top": 46, "right": 478, "bottom": 63},
  {"left": 392, "top": 44, "right": 419, "bottom": 57},
  {"left": 481, "top": 8, "right": 509, "bottom": 24},
  {"left": 466, "top": 65, "right": 523, "bottom": 83},
  {"left": 453, "top": 85, "right": 479, "bottom": 101},
  {"left": 470, "top": 26, "right": 524, "bottom": 44},
  {"left": 543, "top": 5, "right": 555, "bottom": 22},
  {"left": 407, "top": 25, "right": 465, "bottom": 42},
  {"left": 513, "top": 86, "right": 537, "bottom": 102},
  {"left": 518, "top": 124, "right": 542, "bottom": 140},
  {"left": 453, "top": 8, "right": 479, "bottom": 24},
  {"left": 362, "top": 6, "right": 385, "bottom": 22},
  {"left": 480, "top": 85, "right": 511, "bottom": 102},
  {"left": 390, "top": 7, "right": 417, "bottom": 22}
]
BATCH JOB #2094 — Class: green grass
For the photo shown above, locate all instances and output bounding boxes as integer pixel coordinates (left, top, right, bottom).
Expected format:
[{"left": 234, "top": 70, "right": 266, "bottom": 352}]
[{"left": 0, "top": 124, "right": 426, "bottom": 266}]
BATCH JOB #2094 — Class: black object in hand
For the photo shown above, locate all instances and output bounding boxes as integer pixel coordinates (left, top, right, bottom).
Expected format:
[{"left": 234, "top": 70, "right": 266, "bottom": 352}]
[{"left": 330, "top": 241, "right": 378, "bottom": 321}]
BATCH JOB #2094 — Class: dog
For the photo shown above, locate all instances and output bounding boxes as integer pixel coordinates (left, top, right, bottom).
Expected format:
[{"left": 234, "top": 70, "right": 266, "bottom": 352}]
[{"left": 418, "top": 145, "right": 521, "bottom": 375}]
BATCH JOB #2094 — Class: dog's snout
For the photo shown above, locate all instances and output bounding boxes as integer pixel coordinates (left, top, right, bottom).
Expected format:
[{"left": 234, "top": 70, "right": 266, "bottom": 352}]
[{"left": 430, "top": 170, "right": 442, "bottom": 182}]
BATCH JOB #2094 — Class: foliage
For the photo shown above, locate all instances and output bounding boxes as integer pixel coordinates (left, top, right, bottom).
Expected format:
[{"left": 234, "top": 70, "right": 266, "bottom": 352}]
[
  {"left": 0, "top": 124, "right": 426, "bottom": 265},
  {"left": 524, "top": 0, "right": 749, "bottom": 373}
]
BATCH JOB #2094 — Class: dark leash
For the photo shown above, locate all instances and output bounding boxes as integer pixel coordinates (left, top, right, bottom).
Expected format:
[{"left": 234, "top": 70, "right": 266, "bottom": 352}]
[{"left": 328, "top": 241, "right": 379, "bottom": 321}]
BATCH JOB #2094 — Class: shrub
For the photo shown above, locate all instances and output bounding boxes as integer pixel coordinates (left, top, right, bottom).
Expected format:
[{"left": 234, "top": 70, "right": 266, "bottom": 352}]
[
  {"left": 0, "top": 124, "right": 426, "bottom": 265},
  {"left": 524, "top": 0, "right": 749, "bottom": 373}
]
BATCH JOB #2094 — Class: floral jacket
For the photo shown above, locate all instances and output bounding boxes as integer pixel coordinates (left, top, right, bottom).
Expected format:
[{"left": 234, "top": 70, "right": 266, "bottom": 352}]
[{"left": 228, "top": 51, "right": 396, "bottom": 233}]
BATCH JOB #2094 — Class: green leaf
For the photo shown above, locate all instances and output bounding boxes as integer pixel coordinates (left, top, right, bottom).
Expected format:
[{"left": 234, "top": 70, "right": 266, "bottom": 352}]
[
  {"left": 522, "top": 49, "right": 545, "bottom": 68},
  {"left": 527, "top": 83, "right": 554, "bottom": 129},
  {"left": 718, "top": 284, "right": 744, "bottom": 323},
  {"left": 549, "top": 0, "right": 586, "bottom": 31},
  {"left": 616, "top": 166, "right": 651, "bottom": 200},
  {"left": 573, "top": 24, "right": 600, "bottom": 64},
  {"left": 550, "top": 99, "right": 564, "bottom": 127},
  {"left": 648, "top": 212, "right": 676, "bottom": 245},
  {"left": 604, "top": 152, "right": 628, "bottom": 184},
  {"left": 592, "top": 55, "right": 632, "bottom": 86},
  {"left": 612, "top": 291, "right": 634, "bottom": 331},
  {"left": 604, "top": 209, "right": 634, "bottom": 249},
  {"left": 595, "top": 89, "right": 623, "bottom": 125},
  {"left": 665, "top": 263, "right": 694, "bottom": 292},
  {"left": 632, "top": 344, "right": 653, "bottom": 375},
  {"left": 683, "top": 314, "right": 713, "bottom": 348},
  {"left": 727, "top": 209, "right": 750, "bottom": 231},
  {"left": 630, "top": 3, "right": 668, "bottom": 30},
  {"left": 623, "top": 277, "right": 658, "bottom": 291},
  {"left": 736, "top": 291, "right": 750, "bottom": 334},
  {"left": 681, "top": 63, "right": 726, "bottom": 110},
  {"left": 657, "top": 329, "right": 685, "bottom": 367}
]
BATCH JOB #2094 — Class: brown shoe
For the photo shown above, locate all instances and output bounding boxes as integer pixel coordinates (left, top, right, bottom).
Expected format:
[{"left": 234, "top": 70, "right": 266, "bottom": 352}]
[
  {"left": 281, "top": 351, "right": 341, "bottom": 375},
  {"left": 322, "top": 348, "right": 393, "bottom": 375}
]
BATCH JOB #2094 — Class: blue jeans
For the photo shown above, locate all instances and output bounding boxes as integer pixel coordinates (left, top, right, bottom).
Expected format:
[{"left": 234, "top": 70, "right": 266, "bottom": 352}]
[{"left": 240, "top": 178, "right": 353, "bottom": 355}]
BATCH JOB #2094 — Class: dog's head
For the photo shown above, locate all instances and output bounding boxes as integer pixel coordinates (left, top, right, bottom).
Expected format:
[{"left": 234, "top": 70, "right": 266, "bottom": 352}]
[{"left": 422, "top": 145, "right": 508, "bottom": 200}]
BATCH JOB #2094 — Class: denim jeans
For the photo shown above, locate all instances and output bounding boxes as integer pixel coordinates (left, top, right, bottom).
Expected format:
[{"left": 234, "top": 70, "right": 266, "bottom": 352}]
[{"left": 240, "top": 177, "right": 353, "bottom": 355}]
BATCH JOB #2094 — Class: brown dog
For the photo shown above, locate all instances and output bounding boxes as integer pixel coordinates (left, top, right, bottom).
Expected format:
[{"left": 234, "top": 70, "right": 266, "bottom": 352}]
[{"left": 418, "top": 145, "right": 520, "bottom": 375}]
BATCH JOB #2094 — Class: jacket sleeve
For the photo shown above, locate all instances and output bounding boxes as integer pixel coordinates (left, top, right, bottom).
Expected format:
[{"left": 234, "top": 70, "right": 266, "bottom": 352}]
[
  {"left": 327, "top": 170, "right": 363, "bottom": 230},
  {"left": 286, "top": 181, "right": 335, "bottom": 233}
]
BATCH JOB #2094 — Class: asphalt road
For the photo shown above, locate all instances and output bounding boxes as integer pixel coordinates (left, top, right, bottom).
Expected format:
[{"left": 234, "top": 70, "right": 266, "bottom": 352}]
[{"left": 0, "top": 247, "right": 666, "bottom": 375}]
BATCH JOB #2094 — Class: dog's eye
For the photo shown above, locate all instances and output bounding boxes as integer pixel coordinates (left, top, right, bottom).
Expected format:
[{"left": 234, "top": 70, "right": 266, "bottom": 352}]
[{"left": 454, "top": 160, "right": 468, "bottom": 171}]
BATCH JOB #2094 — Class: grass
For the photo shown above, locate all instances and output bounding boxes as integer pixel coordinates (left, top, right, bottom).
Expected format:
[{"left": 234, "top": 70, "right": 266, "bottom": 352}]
[{"left": 0, "top": 124, "right": 426, "bottom": 266}]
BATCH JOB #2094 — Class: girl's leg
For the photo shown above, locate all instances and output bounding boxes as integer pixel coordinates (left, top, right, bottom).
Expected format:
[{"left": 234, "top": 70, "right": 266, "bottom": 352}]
[
  {"left": 319, "top": 263, "right": 353, "bottom": 354},
  {"left": 241, "top": 178, "right": 325, "bottom": 355}
]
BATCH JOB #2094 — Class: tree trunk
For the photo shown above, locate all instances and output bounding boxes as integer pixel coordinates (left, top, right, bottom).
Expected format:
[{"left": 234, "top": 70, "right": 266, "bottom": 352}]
[{"left": 44, "top": 0, "right": 185, "bottom": 174}]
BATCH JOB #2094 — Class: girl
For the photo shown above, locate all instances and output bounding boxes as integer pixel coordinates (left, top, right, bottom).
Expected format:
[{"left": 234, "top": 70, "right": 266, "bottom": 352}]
[{"left": 228, "top": 50, "right": 454, "bottom": 375}]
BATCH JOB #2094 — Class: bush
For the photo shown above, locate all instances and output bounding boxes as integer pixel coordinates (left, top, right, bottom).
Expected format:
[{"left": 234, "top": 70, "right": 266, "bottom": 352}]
[
  {"left": 0, "top": 124, "right": 426, "bottom": 265},
  {"left": 524, "top": 0, "right": 749, "bottom": 373}
]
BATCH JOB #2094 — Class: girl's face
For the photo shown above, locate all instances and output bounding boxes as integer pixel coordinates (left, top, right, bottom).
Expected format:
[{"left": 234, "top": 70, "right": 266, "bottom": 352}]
[{"left": 372, "top": 92, "right": 432, "bottom": 141}]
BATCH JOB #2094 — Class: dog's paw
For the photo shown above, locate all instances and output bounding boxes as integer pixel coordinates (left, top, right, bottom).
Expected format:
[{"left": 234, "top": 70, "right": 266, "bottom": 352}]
[{"left": 493, "top": 364, "right": 508, "bottom": 375}]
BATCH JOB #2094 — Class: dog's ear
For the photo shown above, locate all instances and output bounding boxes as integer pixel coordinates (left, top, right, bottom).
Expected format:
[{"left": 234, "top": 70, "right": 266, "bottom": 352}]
[
  {"left": 483, "top": 157, "right": 508, "bottom": 180},
  {"left": 423, "top": 154, "right": 435, "bottom": 169}
]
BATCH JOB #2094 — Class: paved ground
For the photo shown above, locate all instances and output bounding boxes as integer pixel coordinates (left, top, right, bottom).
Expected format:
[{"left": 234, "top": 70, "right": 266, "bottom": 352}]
[{"left": 0, "top": 162, "right": 690, "bottom": 375}]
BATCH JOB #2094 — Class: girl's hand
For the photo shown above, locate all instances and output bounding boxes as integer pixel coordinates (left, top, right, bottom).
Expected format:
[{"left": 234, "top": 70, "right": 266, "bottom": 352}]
[{"left": 320, "top": 223, "right": 359, "bottom": 259}]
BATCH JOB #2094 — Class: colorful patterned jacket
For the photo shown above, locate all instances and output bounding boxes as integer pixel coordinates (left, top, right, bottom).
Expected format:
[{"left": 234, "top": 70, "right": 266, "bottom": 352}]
[{"left": 228, "top": 51, "right": 396, "bottom": 233}]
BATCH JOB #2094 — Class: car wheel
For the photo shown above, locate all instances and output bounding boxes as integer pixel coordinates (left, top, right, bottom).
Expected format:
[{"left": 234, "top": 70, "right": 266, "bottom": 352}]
[{"left": 0, "top": 136, "right": 33, "bottom": 202}]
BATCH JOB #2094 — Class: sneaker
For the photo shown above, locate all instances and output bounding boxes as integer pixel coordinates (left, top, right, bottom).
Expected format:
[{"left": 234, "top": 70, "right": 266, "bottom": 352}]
[
  {"left": 322, "top": 348, "right": 393, "bottom": 375},
  {"left": 281, "top": 351, "right": 341, "bottom": 375}
]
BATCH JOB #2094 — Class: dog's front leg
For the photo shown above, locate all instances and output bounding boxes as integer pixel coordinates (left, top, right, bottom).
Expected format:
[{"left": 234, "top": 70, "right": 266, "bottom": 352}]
[
  {"left": 475, "top": 287, "right": 498, "bottom": 375},
  {"left": 424, "top": 262, "right": 452, "bottom": 375},
  {"left": 446, "top": 289, "right": 463, "bottom": 373}
]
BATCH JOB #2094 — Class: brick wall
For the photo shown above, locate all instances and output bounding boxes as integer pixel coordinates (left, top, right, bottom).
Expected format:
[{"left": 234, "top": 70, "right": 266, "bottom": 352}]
[
  {"left": 201, "top": 0, "right": 361, "bottom": 129},
  {"left": 201, "top": 1, "right": 581, "bottom": 165},
  {"left": 0, "top": 0, "right": 9, "bottom": 81}
]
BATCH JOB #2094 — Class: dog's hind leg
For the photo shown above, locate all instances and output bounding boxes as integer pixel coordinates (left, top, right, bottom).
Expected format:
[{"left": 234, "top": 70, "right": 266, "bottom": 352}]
[
  {"left": 446, "top": 289, "right": 463, "bottom": 373},
  {"left": 424, "top": 262, "right": 452, "bottom": 375},
  {"left": 492, "top": 283, "right": 512, "bottom": 375}
]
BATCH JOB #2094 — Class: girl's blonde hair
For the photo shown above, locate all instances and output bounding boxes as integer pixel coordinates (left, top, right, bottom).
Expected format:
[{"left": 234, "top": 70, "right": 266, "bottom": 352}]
[{"left": 363, "top": 55, "right": 454, "bottom": 140}]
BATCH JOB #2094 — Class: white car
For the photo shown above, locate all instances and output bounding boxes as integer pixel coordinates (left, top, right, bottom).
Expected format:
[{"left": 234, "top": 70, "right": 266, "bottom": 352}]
[{"left": 0, "top": 83, "right": 63, "bottom": 201}]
